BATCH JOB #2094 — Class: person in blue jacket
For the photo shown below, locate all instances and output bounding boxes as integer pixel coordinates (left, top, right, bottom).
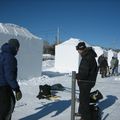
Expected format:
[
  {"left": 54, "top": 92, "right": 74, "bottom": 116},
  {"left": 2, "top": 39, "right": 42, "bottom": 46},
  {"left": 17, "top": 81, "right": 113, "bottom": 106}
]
[{"left": 0, "top": 39, "right": 22, "bottom": 120}]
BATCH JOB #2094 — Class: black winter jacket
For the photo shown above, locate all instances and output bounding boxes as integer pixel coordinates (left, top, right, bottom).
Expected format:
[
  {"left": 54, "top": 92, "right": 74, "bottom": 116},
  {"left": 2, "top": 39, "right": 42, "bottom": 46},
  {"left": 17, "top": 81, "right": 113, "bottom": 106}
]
[{"left": 77, "top": 47, "right": 98, "bottom": 87}]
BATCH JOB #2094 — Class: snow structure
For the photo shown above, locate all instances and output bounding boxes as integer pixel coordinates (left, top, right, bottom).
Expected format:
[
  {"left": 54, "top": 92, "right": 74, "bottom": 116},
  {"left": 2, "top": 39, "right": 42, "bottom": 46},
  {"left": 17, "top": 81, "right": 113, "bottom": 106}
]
[
  {"left": 55, "top": 38, "right": 90, "bottom": 73},
  {"left": 0, "top": 23, "right": 43, "bottom": 80},
  {"left": 107, "top": 49, "right": 117, "bottom": 66},
  {"left": 118, "top": 52, "right": 120, "bottom": 65}
]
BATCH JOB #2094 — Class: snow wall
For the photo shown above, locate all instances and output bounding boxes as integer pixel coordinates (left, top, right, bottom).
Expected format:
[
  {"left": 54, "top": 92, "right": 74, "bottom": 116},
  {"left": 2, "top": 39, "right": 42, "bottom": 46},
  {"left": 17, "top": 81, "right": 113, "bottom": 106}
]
[
  {"left": 55, "top": 37, "right": 119, "bottom": 72},
  {"left": 55, "top": 38, "right": 89, "bottom": 73},
  {"left": 0, "top": 23, "right": 43, "bottom": 80}
]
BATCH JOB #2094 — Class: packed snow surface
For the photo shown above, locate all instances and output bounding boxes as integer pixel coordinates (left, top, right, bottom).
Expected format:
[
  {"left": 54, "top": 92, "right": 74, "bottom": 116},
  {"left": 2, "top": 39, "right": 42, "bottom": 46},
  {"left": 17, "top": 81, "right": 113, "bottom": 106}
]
[{"left": 12, "top": 60, "right": 120, "bottom": 120}]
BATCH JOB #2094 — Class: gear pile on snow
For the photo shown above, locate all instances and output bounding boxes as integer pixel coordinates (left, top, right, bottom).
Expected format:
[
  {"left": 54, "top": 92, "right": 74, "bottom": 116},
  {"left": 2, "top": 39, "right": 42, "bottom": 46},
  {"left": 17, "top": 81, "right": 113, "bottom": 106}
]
[
  {"left": 89, "top": 90, "right": 103, "bottom": 120},
  {"left": 36, "top": 83, "right": 65, "bottom": 99},
  {"left": 90, "top": 90, "right": 103, "bottom": 103}
]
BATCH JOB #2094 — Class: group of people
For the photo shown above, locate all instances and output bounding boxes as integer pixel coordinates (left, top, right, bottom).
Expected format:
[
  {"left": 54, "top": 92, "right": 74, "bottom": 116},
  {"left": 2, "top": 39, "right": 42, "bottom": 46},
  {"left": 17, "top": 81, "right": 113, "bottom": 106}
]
[
  {"left": 0, "top": 40, "right": 98, "bottom": 120},
  {"left": 0, "top": 39, "right": 119, "bottom": 120},
  {"left": 98, "top": 54, "right": 119, "bottom": 78}
]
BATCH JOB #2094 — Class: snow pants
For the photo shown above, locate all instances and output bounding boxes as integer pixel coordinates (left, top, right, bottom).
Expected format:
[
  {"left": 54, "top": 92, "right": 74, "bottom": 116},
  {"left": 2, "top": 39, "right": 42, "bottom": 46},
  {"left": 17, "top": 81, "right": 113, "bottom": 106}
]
[
  {"left": 100, "top": 67, "right": 107, "bottom": 78},
  {"left": 0, "top": 86, "right": 15, "bottom": 120},
  {"left": 78, "top": 84, "right": 92, "bottom": 120}
]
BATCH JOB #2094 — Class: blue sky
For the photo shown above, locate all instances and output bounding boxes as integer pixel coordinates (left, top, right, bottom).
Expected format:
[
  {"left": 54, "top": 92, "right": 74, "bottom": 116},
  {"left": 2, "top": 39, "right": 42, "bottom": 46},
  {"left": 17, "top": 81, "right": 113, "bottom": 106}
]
[{"left": 0, "top": 0, "right": 120, "bottom": 49}]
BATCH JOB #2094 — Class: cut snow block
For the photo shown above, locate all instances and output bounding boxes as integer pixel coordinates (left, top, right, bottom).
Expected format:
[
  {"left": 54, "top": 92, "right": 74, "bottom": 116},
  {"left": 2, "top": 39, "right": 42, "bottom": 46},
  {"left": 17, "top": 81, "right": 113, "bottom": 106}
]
[
  {"left": 0, "top": 23, "right": 43, "bottom": 80},
  {"left": 55, "top": 38, "right": 90, "bottom": 73}
]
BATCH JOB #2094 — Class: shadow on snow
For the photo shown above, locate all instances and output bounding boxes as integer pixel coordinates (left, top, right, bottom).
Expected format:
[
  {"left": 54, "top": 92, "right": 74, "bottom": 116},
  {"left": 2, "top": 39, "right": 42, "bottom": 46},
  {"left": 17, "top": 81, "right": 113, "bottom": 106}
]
[
  {"left": 42, "top": 71, "right": 68, "bottom": 77},
  {"left": 98, "top": 95, "right": 118, "bottom": 120},
  {"left": 19, "top": 99, "right": 71, "bottom": 120}
]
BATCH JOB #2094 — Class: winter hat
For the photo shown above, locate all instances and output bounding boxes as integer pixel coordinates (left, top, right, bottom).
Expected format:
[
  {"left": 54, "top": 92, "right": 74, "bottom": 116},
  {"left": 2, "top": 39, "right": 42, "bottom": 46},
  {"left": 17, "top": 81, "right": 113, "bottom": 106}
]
[
  {"left": 76, "top": 42, "right": 86, "bottom": 50},
  {"left": 8, "top": 39, "right": 20, "bottom": 49}
]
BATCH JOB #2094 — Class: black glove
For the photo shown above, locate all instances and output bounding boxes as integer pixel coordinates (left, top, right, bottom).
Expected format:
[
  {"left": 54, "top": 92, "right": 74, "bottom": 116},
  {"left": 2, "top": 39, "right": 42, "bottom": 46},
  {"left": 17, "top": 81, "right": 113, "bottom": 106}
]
[{"left": 15, "top": 90, "right": 22, "bottom": 101}]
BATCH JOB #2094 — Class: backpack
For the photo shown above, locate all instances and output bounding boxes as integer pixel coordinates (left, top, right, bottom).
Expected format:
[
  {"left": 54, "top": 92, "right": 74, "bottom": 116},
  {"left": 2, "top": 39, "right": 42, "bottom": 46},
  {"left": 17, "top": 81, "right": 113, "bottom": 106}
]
[
  {"left": 37, "top": 84, "right": 51, "bottom": 99},
  {"left": 89, "top": 90, "right": 103, "bottom": 120},
  {"left": 90, "top": 90, "right": 103, "bottom": 103}
]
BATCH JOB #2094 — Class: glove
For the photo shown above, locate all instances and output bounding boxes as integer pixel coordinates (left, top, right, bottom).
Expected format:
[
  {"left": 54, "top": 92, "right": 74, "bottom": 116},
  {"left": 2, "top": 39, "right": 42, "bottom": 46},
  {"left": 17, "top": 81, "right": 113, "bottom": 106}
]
[{"left": 15, "top": 90, "right": 22, "bottom": 101}]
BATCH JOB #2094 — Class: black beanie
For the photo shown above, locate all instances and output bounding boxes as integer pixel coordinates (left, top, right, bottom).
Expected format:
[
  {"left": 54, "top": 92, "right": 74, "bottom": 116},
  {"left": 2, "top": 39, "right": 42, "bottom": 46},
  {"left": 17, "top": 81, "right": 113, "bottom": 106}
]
[
  {"left": 76, "top": 42, "right": 86, "bottom": 50},
  {"left": 8, "top": 39, "right": 20, "bottom": 49}
]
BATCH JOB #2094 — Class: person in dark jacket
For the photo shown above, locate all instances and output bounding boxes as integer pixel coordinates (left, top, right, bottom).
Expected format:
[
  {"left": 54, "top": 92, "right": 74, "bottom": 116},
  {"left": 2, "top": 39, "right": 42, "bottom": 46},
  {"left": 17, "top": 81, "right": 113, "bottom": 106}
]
[
  {"left": 98, "top": 54, "right": 105, "bottom": 74},
  {"left": 98, "top": 55, "right": 108, "bottom": 78},
  {"left": 0, "top": 39, "right": 22, "bottom": 120},
  {"left": 76, "top": 42, "right": 98, "bottom": 120}
]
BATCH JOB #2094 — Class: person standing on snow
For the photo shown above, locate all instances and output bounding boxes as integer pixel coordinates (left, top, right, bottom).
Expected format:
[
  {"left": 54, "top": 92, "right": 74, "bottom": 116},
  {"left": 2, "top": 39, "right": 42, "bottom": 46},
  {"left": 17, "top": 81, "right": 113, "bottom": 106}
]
[
  {"left": 114, "top": 57, "right": 119, "bottom": 76},
  {"left": 110, "top": 56, "right": 117, "bottom": 76},
  {"left": 76, "top": 42, "right": 98, "bottom": 120},
  {"left": 110, "top": 56, "right": 119, "bottom": 76},
  {"left": 98, "top": 55, "right": 108, "bottom": 78},
  {"left": 98, "top": 54, "right": 105, "bottom": 74},
  {"left": 0, "top": 39, "right": 22, "bottom": 120}
]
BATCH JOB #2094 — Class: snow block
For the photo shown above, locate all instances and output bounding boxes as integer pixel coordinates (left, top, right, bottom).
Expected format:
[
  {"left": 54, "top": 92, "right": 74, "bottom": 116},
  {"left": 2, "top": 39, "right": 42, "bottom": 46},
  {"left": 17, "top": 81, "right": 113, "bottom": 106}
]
[{"left": 0, "top": 23, "right": 43, "bottom": 80}]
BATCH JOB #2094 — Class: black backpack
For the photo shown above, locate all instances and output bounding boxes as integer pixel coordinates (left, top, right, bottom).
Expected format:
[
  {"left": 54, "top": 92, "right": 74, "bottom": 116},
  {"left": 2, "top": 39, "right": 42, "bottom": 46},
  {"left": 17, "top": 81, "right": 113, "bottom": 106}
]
[
  {"left": 37, "top": 84, "right": 51, "bottom": 99},
  {"left": 89, "top": 90, "right": 103, "bottom": 120}
]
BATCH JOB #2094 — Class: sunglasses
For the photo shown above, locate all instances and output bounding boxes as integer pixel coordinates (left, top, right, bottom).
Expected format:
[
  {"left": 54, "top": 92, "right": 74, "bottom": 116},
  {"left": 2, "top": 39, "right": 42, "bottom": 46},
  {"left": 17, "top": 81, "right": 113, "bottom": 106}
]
[{"left": 76, "top": 45, "right": 85, "bottom": 50}]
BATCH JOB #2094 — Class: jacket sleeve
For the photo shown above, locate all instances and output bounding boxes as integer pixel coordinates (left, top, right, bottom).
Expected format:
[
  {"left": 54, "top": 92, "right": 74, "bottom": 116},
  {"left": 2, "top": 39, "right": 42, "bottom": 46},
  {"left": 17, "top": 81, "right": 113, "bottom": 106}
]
[
  {"left": 77, "top": 58, "right": 89, "bottom": 80},
  {"left": 3, "top": 55, "right": 20, "bottom": 91}
]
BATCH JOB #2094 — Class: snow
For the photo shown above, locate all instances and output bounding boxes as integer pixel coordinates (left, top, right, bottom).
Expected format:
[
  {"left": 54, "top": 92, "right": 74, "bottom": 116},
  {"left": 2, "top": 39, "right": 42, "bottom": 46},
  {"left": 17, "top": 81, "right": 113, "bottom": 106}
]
[
  {"left": 108, "top": 49, "right": 117, "bottom": 66},
  {"left": 1, "top": 24, "right": 119, "bottom": 119},
  {"left": 0, "top": 23, "right": 39, "bottom": 39},
  {"left": 118, "top": 52, "right": 120, "bottom": 64},
  {"left": 55, "top": 38, "right": 119, "bottom": 72},
  {"left": 12, "top": 59, "right": 120, "bottom": 120},
  {"left": 55, "top": 38, "right": 90, "bottom": 72},
  {"left": 0, "top": 23, "right": 43, "bottom": 80}
]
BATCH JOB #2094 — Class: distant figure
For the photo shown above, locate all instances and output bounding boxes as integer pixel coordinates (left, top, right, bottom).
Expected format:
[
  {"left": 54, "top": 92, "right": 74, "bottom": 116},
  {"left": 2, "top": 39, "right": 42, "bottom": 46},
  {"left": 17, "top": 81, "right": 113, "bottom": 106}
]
[
  {"left": 0, "top": 39, "right": 22, "bottom": 120},
  {"left": 114, "top": 57, "right": 119, "bottom": 75},
  {"left": 98, "top": 54, "right": 108, "bottom": 78},
  {"left": 76, "top": 42, "right": 98, "bottom": 120},
  {"left": 110, "top": 56, "right": 119, "bottom": 76},
  {"left": 98, "top": 54, "right": 105, "bottom": 74}
]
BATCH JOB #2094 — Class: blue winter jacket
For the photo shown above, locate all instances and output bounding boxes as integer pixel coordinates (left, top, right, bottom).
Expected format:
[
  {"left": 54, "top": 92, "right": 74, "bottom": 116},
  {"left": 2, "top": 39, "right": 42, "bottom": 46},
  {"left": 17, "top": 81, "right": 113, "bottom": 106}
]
[{"left": 0, "top": 43, "right": 20, "bottom": 91}]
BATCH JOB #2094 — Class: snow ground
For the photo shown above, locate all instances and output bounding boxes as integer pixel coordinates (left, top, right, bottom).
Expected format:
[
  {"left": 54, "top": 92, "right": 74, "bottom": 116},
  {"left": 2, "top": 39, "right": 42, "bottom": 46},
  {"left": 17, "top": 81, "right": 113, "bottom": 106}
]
[{"left": 12, "top": 60, "right": 120, "bottom": 120}]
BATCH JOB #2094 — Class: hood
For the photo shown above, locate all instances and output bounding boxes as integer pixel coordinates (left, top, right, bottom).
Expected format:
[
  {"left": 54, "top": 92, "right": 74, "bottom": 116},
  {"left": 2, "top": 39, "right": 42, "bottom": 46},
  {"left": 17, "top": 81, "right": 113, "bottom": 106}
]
[
  {"left": 1, "top": 43, "right": 18, "bottom": 56},
  {"left": 81, "top": 47, "right": 97, "bottom": 58}
]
